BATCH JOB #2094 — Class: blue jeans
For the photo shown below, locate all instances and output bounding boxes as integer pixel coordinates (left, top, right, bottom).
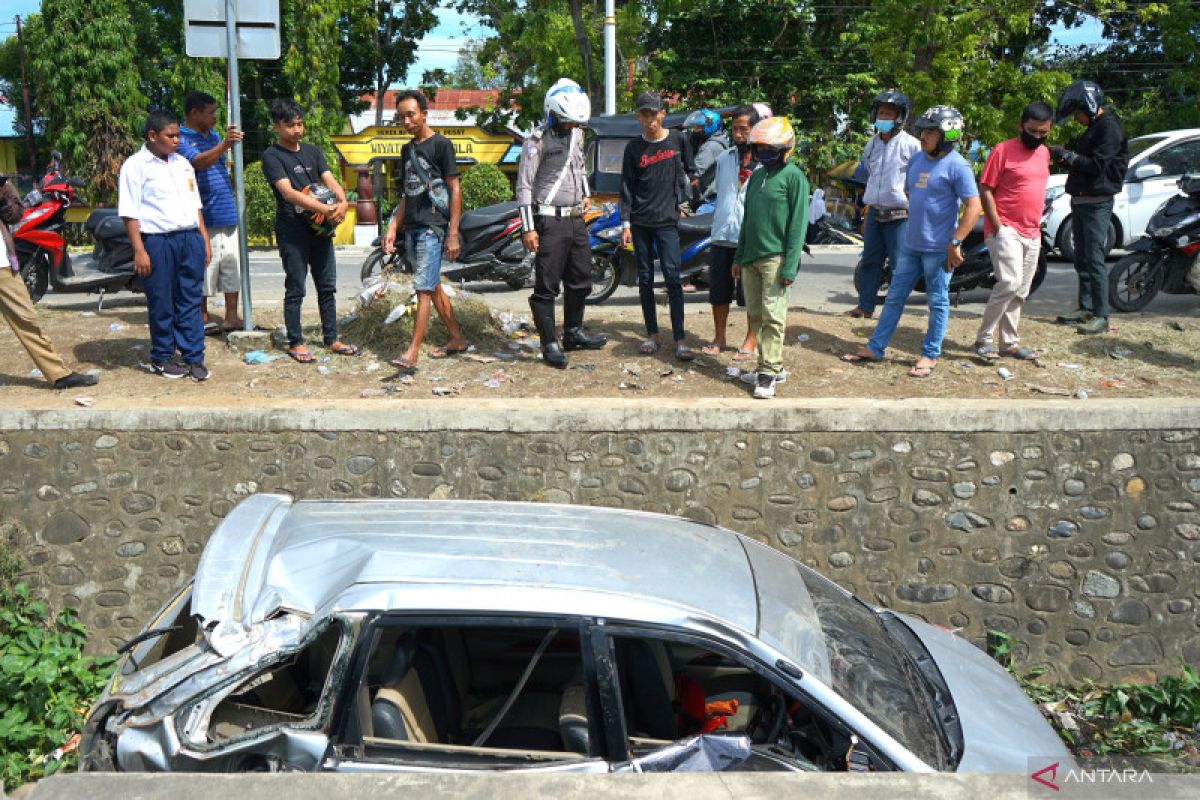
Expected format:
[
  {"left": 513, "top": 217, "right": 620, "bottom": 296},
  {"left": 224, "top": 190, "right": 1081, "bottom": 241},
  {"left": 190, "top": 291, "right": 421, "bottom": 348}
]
[
  {"left": 632, "top": 224, "right": 686, "bottom": 342},
  {"left": 142, "top": 229, "right": 206, "bottom": 364},
  {"left": 867, "top": 247, "right": 950, "bottom": 360},
  {"left": 856, "top": 208, "right": 908, "bottom": 315},
  {"left": 406, "top": 226, "right": 446, "bottom": 293}
]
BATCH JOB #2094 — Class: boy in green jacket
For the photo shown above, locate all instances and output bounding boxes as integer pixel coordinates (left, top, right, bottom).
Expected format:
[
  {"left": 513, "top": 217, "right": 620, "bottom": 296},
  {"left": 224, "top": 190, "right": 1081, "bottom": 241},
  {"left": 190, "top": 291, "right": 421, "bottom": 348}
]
[{"left": 734, "top": 117, "right": 809, "bottom": 398}]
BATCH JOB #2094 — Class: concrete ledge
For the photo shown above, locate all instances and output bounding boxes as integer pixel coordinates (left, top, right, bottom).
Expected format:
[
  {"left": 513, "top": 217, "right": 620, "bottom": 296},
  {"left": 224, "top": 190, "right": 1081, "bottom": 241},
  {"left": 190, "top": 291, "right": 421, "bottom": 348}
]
[
  {"left": 0, "top": 398, "right": 1196, "bottom": 434},
  {"left": 23, "top": 772, "right": 1200, "bottom": 800}
]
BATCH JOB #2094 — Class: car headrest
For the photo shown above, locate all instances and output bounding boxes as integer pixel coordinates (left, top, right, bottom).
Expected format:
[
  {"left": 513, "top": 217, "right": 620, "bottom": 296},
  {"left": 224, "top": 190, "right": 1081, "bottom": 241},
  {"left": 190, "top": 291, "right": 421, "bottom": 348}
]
[{"left": 380, "top": 633, "right": 416, "bottom": 687}]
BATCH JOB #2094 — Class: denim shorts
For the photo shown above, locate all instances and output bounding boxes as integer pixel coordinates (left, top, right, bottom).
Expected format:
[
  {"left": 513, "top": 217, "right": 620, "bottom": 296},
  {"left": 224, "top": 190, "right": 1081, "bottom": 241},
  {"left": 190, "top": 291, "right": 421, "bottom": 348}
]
[{"left": 406, "top": 226, "right": 445, "bottom": 292}]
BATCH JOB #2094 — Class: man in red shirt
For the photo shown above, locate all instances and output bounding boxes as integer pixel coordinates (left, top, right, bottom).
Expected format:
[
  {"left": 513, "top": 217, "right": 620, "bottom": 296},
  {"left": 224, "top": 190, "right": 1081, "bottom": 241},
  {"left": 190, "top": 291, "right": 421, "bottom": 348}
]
[{"left": 973, "top": 102, "right": 1054, "bottom": 360}]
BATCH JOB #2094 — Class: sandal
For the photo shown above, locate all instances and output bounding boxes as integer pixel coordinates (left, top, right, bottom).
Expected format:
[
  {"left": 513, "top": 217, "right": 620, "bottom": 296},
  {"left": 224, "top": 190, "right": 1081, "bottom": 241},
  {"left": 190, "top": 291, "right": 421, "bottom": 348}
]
[
  {"left": 288, "top": 346, "right": 317, "bottom": 364},
  {"left": 639, "top": 339, "right": 660, "bottom": 355},
  {"left": 1000, "top": 346, "right": 1038, "bottom": 360},
  {"left": 973, "top": 342, "right": 999, "bottom": 360},
  {"left": 675, "top": 343, "right": 696, "bottom": 361},
  {"left": 841, "top": 349, "right": 881, "bottom": 364},
  {"left": 429, "top": 343, "right": 470, "bottom": 359},
  {"left": 843, "top": 308, "right": 873, "bottom": 319},
  {"left": 329, "top": 341, "right": 361, "bottom": 357},
  {"left": 389, "top": 356, "right": 418, "bottom": 371},
  {"left": 732, "top": 348, "right": 756, "bottom": 361},
  {"left": 701, "top": 342, "right": 725, "bottom": 356},
  {"left": 204, "top": 321, "right": 222, "bottom": 337},
  {"left": 909, "top": 360, "right": 937, "bottom": 379}
]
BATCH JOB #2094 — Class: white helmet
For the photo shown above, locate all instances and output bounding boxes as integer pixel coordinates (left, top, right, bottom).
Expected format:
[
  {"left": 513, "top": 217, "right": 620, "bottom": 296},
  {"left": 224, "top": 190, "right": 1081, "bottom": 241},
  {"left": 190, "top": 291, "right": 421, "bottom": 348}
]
[{"left": 544, "top": 78, "right": 591, "bottom": 127}]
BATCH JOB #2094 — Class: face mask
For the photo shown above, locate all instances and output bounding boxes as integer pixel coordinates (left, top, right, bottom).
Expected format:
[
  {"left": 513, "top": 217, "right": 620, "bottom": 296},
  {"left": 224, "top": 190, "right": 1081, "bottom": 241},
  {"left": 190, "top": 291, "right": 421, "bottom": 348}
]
[
  {"left": 753, "top": 148, "right": 783, "bottom": 166},
  {"left": 736, "top": 140, "right": 751, "bottom": 154},
  {"left": 690, "top": 131, "right": 706, "bottom": 149},
  {"left": 1020, "top": 130, "right": 1047, "bottom": 149},
  {"left": 874, "top": 119, "right": 896, "bottom": 134}
]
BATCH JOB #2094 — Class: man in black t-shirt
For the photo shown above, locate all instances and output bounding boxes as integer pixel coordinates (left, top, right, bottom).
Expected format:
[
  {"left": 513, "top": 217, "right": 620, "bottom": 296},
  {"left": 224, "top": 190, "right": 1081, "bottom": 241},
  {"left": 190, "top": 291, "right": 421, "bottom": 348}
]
[
  {"left": 620, "top": 93, "right": 696, "bottom": 361},
  {"left": 381, "top": 90, "right": 468, "bottom": 371},
  {"left": 260, "top": 98, "right": 358, "bottom": 362}
]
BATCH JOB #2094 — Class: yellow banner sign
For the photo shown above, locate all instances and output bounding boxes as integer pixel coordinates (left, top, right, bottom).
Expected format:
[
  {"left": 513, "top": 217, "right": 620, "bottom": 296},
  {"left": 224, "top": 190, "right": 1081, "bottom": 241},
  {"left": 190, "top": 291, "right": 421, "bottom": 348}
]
[{"left": 331, "top": 125, "right": 516, "bottom": 167}]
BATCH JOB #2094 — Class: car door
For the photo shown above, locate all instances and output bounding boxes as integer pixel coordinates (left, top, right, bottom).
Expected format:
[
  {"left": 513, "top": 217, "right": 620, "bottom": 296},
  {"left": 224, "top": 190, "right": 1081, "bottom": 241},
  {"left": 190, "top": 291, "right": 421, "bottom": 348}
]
[
  {"left": 590, "top": 623, "right": 897, "bottom": 773},
  {"left": 1126, "top": 137, "right": 1200, "bottom": 240}
]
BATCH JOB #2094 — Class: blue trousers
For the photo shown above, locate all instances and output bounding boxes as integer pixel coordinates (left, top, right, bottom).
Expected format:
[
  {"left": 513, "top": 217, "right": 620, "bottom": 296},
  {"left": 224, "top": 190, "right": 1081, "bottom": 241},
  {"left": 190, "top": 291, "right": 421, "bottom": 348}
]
[
  {"left": 632, "top": 224, "right": 686, "bottom": 342},
  {"left": 142, "top": 229, "right": 206, "bottom": 364},
  {"left": 867, "top": 246, "right": 951, "bottom": 360},
  {"left": 856, "top": 208, "right": 908, "bottom": 315}
]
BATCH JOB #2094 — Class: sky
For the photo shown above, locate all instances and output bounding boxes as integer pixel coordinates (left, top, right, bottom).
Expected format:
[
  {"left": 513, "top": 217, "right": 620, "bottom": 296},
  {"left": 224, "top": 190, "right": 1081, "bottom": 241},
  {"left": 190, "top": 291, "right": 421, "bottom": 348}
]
[{"left": 2, "top": 3, "right": 1108, "bottom": 90}]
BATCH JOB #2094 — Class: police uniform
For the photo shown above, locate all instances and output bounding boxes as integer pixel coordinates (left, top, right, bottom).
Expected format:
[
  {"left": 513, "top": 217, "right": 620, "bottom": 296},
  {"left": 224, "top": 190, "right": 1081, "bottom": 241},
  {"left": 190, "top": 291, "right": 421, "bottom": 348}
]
[{"left": 517, "top": 124, "right": 592, "bottom": 304}]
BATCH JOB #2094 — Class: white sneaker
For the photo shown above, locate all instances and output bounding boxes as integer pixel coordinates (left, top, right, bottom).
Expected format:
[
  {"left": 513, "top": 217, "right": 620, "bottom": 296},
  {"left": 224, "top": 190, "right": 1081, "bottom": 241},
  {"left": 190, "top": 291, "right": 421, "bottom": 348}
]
[
  {"left": 752, "top": 372, "right": 776, "bottom": 399},
  {"left": 740, "top": 368, "right": 788, "bottom": 385}
]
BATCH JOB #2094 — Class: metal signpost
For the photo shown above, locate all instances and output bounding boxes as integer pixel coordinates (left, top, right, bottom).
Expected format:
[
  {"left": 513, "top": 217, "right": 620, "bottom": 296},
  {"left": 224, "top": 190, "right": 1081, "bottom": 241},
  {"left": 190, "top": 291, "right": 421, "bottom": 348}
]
[{"left": 184, "top": 0, "right": 280, "bottom": 332}]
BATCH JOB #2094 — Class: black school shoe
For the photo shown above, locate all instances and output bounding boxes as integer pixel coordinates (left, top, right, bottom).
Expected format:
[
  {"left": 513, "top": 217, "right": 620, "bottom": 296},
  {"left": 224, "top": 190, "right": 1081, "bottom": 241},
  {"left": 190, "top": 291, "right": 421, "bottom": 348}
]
[{"left": 52, "top": 372, "right": 99, "bottom": 390}]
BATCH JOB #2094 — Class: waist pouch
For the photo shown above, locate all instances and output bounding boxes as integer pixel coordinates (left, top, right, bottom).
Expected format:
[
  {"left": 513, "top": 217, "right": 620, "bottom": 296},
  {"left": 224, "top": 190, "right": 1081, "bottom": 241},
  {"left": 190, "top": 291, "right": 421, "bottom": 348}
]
[{"left": 874, "top": 207, "right": 908, "bottom": 224}]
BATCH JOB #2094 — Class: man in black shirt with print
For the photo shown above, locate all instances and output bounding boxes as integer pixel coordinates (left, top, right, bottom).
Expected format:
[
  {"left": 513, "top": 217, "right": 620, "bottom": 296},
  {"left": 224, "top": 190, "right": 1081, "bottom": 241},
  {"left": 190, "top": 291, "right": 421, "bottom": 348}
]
[
  {"left": 620, "top": 92, "right": 696, "bottom": 361},
  {"left": 261, "top": 98, "right": 358, "bottom": 362}
]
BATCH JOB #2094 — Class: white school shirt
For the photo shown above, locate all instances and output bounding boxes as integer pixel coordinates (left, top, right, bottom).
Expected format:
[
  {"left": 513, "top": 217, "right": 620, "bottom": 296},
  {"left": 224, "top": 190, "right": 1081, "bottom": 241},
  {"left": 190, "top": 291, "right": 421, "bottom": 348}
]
[{"left": 117, "top": 145, "right": 203, "bottom": 234}]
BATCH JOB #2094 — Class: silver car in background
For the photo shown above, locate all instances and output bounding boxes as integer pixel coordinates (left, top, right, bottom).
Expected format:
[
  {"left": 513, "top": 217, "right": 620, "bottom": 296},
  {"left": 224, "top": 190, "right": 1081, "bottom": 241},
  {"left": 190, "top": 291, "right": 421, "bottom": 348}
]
[{"left": 81, "top": 496, "right": 1071, "bottom": 774}]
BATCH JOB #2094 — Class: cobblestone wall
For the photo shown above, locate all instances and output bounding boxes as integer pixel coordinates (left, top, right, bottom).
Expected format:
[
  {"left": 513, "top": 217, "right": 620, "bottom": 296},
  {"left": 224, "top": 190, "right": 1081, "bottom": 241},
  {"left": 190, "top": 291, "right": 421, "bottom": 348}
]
[{"left": 1, "top": 412, "right": 1197, "bottom": 683}]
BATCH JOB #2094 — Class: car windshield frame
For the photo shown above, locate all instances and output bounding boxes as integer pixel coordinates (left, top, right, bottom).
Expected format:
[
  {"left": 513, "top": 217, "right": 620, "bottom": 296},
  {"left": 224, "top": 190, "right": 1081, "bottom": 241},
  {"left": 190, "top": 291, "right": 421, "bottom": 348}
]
[
  {"left": 1129, "top": 134, "right": 1169, "bottom": 161},
  {"left": 745, "top": 543, "right": 947, "bottom": 768}
]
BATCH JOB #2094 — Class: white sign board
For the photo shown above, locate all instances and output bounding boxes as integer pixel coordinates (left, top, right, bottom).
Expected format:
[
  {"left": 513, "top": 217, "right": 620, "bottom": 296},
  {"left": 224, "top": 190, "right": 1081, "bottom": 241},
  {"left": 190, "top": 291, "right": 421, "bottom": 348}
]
[{"left": 184, "top": 0, "right": 280, "bottom": 60}]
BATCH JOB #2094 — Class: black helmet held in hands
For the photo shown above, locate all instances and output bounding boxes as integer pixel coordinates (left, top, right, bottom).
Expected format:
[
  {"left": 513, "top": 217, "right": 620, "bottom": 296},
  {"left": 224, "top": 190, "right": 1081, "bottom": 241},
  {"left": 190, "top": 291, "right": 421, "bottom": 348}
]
[
  {"left": 870, "top": 89, "right": 910, "bottom": 123},
  {"left": 1056, "top": 80, "right": 1103, "bottom": 123}
]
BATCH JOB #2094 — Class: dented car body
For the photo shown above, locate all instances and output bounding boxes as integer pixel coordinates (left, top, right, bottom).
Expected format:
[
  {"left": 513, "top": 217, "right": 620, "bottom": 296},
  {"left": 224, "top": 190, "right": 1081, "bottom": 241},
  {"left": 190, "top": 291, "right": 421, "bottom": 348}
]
[{"left": 81, "top": 496, "right": 1071, "bottom": 774}]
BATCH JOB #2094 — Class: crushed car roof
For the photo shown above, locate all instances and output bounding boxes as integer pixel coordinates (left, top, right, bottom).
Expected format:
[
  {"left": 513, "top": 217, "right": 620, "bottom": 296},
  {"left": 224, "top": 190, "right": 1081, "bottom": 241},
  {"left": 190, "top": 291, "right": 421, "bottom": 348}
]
[{"left": 192, "top": 495, "right": 759, "bottom": 635}]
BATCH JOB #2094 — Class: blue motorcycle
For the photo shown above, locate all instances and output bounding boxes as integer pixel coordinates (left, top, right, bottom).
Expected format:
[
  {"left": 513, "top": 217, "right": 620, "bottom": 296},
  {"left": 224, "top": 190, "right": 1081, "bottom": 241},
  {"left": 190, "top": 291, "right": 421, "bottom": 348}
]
[{"left": 585, "top": 203, "right": 713, "bottom": 305}]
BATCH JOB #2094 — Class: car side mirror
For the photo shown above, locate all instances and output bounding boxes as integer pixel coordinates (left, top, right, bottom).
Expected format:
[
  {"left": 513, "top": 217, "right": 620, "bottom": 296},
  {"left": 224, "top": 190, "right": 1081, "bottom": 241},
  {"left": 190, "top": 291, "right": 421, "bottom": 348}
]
[{"left": 1133, "top": 163, "right": 1164, "bottom": 181}]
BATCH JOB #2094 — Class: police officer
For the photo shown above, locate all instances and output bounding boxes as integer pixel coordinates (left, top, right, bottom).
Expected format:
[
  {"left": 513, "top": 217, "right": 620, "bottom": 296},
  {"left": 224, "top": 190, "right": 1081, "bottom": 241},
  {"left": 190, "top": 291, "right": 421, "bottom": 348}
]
[{"left": 518, "top": 78, "right": 607, "bottom": 369}]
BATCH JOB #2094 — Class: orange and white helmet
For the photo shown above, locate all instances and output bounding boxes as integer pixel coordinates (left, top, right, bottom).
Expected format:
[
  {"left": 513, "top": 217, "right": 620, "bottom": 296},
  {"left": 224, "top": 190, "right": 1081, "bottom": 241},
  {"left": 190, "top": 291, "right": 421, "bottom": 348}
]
[{"left": 748, "top": 116, "right": 794, "bottom": 150}]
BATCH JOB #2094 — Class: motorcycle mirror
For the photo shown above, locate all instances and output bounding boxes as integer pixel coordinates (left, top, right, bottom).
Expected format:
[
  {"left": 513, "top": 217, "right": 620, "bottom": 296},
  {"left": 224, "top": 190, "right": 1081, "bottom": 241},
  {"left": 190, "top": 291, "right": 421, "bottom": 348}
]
[
  {"left": 69, "top": 177, "right": 87, "bottom": 188},
  {"left": 50, "top": 150, "right": 63, "bottom": 163}
]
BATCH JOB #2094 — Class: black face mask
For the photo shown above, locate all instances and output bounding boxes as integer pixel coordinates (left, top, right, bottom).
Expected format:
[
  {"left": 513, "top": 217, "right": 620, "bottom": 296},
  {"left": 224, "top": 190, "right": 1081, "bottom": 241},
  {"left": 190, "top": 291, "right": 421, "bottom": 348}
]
[
  {"left": 689, "top": 131, "right": 706, "bottom": 150},
  {"left": 1020, "top": 130, "right": 1047, "bottom": 150},
  {"left": 736, "top": 140, "right": 751, "bottom": 154}
]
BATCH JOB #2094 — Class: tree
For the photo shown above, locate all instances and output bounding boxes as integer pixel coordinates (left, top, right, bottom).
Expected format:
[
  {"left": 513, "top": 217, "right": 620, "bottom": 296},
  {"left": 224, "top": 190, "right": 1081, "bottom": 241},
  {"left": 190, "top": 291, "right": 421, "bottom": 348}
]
[
  {"left": 459, "top": 162, "right": 512, "bottom": 210},
  {"left": 25, "top": 1, "right": 146, "bottom": 202},
  {"left": 431, "top": 39, "right": 505, "bottom": 90},
  {"left": 340, "top": 0, "right": 439, "bottom": 128}
]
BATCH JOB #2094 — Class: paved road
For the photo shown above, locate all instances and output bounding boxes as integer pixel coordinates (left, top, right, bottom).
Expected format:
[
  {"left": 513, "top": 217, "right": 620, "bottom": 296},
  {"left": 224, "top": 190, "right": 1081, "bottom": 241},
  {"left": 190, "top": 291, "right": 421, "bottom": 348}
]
[{"left": 38, "top": 246, "right": 1199, "bottom": 321}]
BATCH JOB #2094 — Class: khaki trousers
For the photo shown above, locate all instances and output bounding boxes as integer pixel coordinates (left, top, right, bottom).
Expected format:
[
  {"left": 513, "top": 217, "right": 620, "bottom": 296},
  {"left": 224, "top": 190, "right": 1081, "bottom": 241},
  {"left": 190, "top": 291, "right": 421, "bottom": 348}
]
[
  {"left": 0, "top": 267, "right": 70, "bottom": 383},
  {"left": 976, "top": 226, "right": 1041, "bottom": 350},
  {"left": 742, "top": 254, "right": 789, "bottom": 377}
]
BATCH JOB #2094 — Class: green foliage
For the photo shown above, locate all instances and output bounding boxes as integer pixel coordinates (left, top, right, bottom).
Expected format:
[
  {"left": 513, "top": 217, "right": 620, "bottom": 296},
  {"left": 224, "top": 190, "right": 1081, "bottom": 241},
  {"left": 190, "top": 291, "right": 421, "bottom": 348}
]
[
  {"left": 0, "top": 548, "right": 115, "bottom": 790},
  {"left": 987, "top": 630, "right": 1200, "bottom": 760},
  {"left": 459, "top": 163, "right": 513, "bottom": 211},
  {"left": 243, "top": 162, "right": 277, "bottom": 245}
]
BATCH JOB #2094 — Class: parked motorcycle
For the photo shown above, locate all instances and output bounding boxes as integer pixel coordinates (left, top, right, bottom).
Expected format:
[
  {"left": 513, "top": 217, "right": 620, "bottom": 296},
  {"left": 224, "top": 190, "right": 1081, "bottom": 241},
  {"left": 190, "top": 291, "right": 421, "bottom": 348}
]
[
  {"left": 852, "top": 217, "right": 1048, "bottom": 305},
  {"left": 808, "top": 217, "right": 863, "bottom": 246},
  {"left": 585, "top": 205, "right": 713, "bottom": 305},
  {"left": 13, "top": 156, "right": 141, "bottom": 307},
  {"left": 1108, "top": 174, "right": 1200, "bottom": 312},
  {"left": 360, "top": 200, "right": 532, "bottom": 289}
]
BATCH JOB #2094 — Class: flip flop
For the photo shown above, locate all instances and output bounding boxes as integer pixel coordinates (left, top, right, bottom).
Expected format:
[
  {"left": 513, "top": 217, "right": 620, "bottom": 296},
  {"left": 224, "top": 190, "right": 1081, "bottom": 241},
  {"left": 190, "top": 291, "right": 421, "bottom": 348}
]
[
  {"left": 675, "top": 343, "right": 696, "bottom": 361},
  {"left": 732, "top": 348, "right": 756, "bottom": 361},
  {"left": 909, "top": 361, "right": 937, "bottom": 378},
  {"left": 701, "top": 342, "right": 725, "bottom": 356},
  {"left": 841, "top": 350, "right": 881, "bottom": 364},
  {"left": 973, "top": 343, "right": 999, "bottom": 360},
  {"left": 429, "top": 343, "right": 470, "bottom": 359},
  {"left": 1000, "top": 346, "right": 1038, "bottom": 360},
  {"left": 843, "top": 308, "right": 873, "bottom": 319},
  {"left": 204, "top": 322, "right": 222, "bottom": 337},
  {"left": 221, "top": 324, "right": 244, "bottom": 334},
  {"left": 639, "top": 339, "right": 660, "bottom": 355},
  {"left": 389, "top": 356, "right": 418, "bottom": 371},
  {"left": 329, "top": 342, "right": 361, "bottom": 357},
  {"left": 288, "top": 347, "right": 317, "bottom": 364}
]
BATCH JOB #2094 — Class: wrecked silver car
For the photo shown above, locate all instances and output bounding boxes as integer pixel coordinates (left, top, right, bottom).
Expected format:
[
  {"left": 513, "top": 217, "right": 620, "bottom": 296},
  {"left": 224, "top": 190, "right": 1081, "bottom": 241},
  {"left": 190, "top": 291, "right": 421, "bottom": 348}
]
[{"left": 81, "top": 495, "right": 1071, "bottom": 774}]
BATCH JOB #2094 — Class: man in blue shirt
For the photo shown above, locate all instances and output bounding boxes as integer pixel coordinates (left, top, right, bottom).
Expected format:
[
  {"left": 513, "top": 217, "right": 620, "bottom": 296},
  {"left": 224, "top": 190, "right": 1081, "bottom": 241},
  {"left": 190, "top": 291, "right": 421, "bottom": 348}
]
[
  {"left": 843, "top": 106, "right": 981, "bottom": 378},
  {"left": 179, "top": 91, "right": 244, "bottom": 333}
]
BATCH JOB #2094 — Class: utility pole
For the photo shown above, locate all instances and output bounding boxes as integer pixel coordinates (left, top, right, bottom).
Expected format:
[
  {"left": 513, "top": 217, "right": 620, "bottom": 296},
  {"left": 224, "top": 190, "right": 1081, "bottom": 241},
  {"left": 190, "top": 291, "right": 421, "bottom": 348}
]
[
  {"left": 15, "top": 15, "right": 37, "bottom": 171},
  {"left": 224, "top": 0, "right": 253, "bottom": 332},
  {"left": 604, "top": 0, "right": 615, "bottom": 115}
]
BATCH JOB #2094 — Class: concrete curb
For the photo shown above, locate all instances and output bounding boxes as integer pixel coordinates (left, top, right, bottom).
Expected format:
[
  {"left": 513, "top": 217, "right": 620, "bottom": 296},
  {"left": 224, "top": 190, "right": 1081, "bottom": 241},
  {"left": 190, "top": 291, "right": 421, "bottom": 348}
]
[
  {"left": 24, "top": 772, "right": 1200, "bottom": 799},
  {"left": 0, "top": 398, "right": 1196, "bottom": 434}
]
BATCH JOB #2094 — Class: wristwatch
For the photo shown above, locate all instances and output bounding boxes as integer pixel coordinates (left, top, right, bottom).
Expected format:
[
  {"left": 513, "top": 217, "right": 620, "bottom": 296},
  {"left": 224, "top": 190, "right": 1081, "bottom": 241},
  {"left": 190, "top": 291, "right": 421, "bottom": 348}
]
[{"left": 950, "top": 237, "right": 962, "bottom": 248}]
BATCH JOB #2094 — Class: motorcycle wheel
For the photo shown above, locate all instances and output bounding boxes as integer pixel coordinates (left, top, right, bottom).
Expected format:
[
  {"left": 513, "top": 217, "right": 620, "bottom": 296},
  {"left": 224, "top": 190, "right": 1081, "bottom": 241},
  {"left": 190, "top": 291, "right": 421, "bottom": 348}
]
[
  {"left": 360, "top": 250, "right": 386, "bottom": 284},
  {"left": 504, "top": 253, "right": 535, "bottom": 290},
  {"left": 852, "top": 258, "right": 889, "bottom": 304},
  {"left": 21, "top": 251, "right": 49, "bottom": 304},
  {"left": 586, "top": 252, "right": 621, "bottom": 305},
  {"left": 1109, "top": 251, "right": 1166, "bottom": 312}
]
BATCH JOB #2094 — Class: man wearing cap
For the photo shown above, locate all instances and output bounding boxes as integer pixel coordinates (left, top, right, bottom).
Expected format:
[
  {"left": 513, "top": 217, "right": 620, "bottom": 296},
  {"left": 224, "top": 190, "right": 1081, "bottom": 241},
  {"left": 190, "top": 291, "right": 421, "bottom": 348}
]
[
  {"left": 518, "top": 78, "right": 607, "bottom": 369},
  {"left": 620, "top": 92, "right": 697, "bottom": 360}
]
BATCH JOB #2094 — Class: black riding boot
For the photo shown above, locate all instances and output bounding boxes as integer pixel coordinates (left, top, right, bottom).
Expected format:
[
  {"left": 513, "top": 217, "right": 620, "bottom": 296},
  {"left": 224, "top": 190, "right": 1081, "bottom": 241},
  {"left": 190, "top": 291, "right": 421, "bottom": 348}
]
[
  {"left": 561, "top": 289, "right": 608, "bottom": 351},
  {"left": 529, "top": 296, "right": 567, "bottom": 369}
]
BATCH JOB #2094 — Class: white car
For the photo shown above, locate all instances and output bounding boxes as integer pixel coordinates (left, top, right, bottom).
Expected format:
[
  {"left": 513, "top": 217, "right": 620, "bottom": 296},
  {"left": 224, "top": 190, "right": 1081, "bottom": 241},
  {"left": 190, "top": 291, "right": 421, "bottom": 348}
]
[{"left": 1044, "top": 128, "right": 1200, "bottom": 260}]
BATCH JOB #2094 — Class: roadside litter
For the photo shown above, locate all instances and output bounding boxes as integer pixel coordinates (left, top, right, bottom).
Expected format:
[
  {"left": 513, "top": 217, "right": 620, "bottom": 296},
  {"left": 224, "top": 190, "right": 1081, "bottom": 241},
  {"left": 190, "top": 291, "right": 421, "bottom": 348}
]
[{"left": 243, "top": 350, "right": 278, "bottom": 365}]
